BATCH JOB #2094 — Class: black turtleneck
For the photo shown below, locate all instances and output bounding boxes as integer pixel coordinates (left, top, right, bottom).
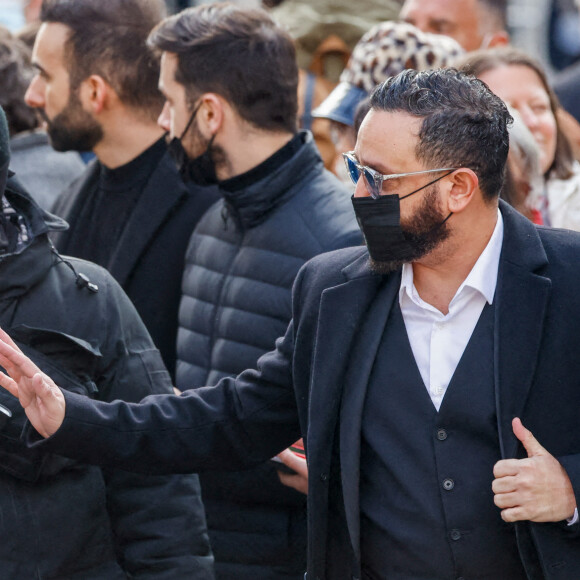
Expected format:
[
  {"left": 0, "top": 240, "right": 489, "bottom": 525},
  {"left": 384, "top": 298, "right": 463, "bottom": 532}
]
[
  {"left": 219, "top": 132, "right": 301, "bottom": 193},
  {"left": 65, "top": 137, "right": 166, "bottom": 267}
]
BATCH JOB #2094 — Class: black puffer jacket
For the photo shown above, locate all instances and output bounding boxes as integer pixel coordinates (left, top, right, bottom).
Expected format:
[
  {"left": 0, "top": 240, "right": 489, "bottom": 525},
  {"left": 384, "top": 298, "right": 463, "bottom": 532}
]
[
  {"left": 176, "top": 132, "right": 361, "bottom": 578},
  {"left": 0, "top": 179, "right": 214, "bottom": 579}
]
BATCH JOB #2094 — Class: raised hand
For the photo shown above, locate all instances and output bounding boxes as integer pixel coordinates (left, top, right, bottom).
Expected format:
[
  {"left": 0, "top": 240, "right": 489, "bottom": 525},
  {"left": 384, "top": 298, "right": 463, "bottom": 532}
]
[
  {"left": 0, "top": 327, "right": 65, "bottom": 438},
  {"left": 492, "top": 417, "right": 576, "bottom": 522}
]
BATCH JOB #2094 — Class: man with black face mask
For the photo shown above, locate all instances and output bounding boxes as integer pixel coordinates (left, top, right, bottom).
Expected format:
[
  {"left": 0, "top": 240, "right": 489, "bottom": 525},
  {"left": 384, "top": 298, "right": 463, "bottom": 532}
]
[
  {"left": 10, "top": 67, "right": 580, "bottom": 580},
  {"left": 149, "top": 5, "right": 361, "bottom": 579},
  {"left": 26, "top": 0, "right": 219, "bottom": 378}
]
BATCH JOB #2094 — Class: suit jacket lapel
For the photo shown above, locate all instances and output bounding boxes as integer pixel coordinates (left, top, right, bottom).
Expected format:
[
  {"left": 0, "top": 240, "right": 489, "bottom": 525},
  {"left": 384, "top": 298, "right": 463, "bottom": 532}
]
[
  {"left": 307, "top": 254, "right": 383, "bottom": 461},
  {"left": 109, "top": 152, "right": 187, "bottom": 285},
  {"left": 339, "top": 269, "right": 401, "bottom": 561},
  {"left": 495, "top": 202, "right": 551, "bottom": 459}
]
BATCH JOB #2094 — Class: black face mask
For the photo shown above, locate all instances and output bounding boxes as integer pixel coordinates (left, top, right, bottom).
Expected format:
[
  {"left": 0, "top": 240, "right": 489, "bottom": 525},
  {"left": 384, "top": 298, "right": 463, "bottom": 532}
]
[
  {"left": 351, "top": 172, "right": 453, "bottom": 266},
  {"left": 167, "top": 104, "right": 218, "bottom": 186}
]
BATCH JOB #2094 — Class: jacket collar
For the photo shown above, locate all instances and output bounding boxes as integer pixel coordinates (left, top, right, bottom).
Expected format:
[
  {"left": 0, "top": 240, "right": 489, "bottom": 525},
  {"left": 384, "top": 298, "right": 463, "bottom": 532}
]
[
  {"left": 220, "top": 131, "right": 323, "bottom": 230},
  {"left": 493, "top": 201, "right": 551, "bottom": 459}
]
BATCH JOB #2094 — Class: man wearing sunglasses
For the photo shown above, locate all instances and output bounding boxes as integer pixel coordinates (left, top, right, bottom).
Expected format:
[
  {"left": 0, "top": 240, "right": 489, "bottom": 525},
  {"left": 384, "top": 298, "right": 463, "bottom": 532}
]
[{"left": 5, "top": 67, "right": 580, "bottom": 579}]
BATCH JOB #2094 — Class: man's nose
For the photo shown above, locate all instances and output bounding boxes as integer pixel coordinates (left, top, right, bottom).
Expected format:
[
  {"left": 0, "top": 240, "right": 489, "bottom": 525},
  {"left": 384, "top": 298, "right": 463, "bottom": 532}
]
[
  {"left": 157, "top": 101, "right": 172, "bottom": 135},
  {"left": 24, "top": 75, "right": 45, "bottom": 109},
  {"left": 353, "top": 176, "right": 371, "bottom": 198}
]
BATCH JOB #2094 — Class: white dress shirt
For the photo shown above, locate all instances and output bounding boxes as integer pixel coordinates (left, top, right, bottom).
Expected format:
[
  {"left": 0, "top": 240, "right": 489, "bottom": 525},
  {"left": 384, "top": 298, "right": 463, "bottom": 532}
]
[{"left": 399, "top": 212, "right": 504, "bottom": 411}]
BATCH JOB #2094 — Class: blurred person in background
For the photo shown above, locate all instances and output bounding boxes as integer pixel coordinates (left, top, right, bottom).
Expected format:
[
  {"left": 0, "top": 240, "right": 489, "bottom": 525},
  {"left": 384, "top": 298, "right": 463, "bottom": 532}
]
[
  {"left": 149, "top": 4, "right": 361, "bottom": 578},
  {"left": 26, "top": 0, "right": 219, "bottom": 377},
  {"left": 266, "top": 0, "right": 402, "bottom": 78},
  {"left": 459, "top": 46, "right": 580, "bottom": 230},
  {"left": 266, "top": 0, "right": 403, "bottom": 174},
  {"left": 554, "top": 0, "right": 580, "bottom": 123},
  {"left": 0, "top": 25, "right": 84, "bottom": 209},
  {"left": 313, "top": 21, "right": 463, "bottom": 183},
  {"left": 503, "top": 107, "right": 547, "bottom": 223},
  {"left": 399, "top": 0, "right": 509, "bottom": 51},
  {"left": 23, "top": 0, "right": 43, "bottom": 23}
]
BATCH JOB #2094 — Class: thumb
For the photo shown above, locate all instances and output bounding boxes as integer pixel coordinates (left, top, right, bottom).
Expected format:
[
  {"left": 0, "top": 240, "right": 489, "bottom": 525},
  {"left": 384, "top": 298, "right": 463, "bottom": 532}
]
[{"left": 512, "top": 417, "right": 546, "bottom": 457}]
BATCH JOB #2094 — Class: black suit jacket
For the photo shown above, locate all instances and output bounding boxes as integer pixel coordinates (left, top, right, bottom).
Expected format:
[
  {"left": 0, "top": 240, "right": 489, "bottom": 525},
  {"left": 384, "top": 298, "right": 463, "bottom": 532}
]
[
  {"left": 50, "top": 151, "right": 219, "bottom": 376},
  {"left": 36, "top": 201, "right": 580, "bottom": 579}
]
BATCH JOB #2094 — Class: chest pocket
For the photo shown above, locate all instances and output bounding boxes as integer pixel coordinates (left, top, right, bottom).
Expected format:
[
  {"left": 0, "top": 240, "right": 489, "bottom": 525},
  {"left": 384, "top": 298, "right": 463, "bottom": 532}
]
[{"left": 0, "top": 326, "right": 102, "bottom": 482}]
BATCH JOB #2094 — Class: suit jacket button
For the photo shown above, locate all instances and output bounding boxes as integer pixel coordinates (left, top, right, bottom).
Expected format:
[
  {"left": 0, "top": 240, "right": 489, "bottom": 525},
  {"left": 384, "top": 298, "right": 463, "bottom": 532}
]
[
  {"left": 450, "top": 529, "right": 461, "bottom": 541},
  {"left": 437, "top": 428, "right": 448, "bottom": 441},
  {"left": 443, "top": 478, "right": 455, "bottom": 490},
  {"left": 320, "top": 473, "right": 328, "bottom": 482}
]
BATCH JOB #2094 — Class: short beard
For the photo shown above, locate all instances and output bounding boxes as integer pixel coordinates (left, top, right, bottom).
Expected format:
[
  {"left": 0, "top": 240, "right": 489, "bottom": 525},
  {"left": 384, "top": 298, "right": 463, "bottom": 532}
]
[
  {"left": 369, "top": 185, "right": 451, "bottom": 275},
  {"left": 41, "top": 90, "right": 103, "bottom": 152}
]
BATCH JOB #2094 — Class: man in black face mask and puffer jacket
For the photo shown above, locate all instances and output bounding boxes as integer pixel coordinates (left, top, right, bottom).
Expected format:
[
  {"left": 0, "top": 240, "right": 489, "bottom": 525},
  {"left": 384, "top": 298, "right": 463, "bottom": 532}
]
[
  {"left": 0, "top": 106, "right": 214, "bottom": 579},
  {"left": 150, "top": 5, "right": 361, "bottom": 578}
]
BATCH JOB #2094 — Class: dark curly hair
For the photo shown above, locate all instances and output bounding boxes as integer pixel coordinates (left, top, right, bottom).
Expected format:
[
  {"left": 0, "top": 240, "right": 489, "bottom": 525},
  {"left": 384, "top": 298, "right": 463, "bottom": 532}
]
[{"left": 370, "top": 68, "right": 512, "bottom": 201}]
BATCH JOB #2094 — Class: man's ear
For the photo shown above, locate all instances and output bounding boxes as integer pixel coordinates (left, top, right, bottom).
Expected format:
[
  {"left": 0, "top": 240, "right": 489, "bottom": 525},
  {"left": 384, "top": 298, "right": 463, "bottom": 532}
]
[
  {"left": 79, "top": 75, "right": 109, "bottom": 115},
  {"left": 487, "top": 30, "right": 509, "bottom": 48},
  {"left": 445, "top": 168, "right": 480, "bottom": 214},
  {"left": 196, "top": 93, "right": 225, "bottom": 136}
]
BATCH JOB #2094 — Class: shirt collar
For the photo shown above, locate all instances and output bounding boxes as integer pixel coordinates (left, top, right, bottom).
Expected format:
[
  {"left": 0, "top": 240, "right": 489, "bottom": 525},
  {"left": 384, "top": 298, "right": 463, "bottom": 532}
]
[{"left": 400, "top": 209, "right": 504, "bottom": 308}]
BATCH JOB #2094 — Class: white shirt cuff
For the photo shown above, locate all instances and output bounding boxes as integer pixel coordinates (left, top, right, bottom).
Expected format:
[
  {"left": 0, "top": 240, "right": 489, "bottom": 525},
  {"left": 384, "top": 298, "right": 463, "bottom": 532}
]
[{"left": 567, "top": 507, "right": 578, "bottom": 526}]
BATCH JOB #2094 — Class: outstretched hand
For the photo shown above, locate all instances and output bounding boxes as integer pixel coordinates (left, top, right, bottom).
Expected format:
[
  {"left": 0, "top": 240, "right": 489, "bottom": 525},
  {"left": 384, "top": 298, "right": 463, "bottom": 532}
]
[
  {"left": 0, "top": 327, "right": 65, "bottom": 438},
  {"left": 492, "top": 417, "right": 576, "bottom": 522}
]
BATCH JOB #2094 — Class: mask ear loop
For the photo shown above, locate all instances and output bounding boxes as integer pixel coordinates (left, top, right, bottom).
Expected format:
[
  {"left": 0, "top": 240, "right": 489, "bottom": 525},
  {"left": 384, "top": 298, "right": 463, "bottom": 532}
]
[
  {"left": 179, "top": 101, "right": 202, "bottom": 141},
  {"left": 399, "top": 169, "right": 456, "bottom": 200}
]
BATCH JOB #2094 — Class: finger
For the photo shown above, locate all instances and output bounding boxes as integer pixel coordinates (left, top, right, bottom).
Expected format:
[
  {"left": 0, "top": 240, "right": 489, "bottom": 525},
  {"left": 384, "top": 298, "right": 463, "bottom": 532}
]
[
  {"left": 0, "top": 368, "right": 19, "bottom": 399},
  {"left": 512, "top": 417, "right": 546, "bottom": 458},
  {"left": 494, "top": 490, "right": 521, "bottom": 509},
  {"left": 0, "top": 327, "right": 24, "bottom": 353},
  {"left": 277, "top": 448, "right": 308, "bottom": 477},
  {"left": 492, "top": 475, "right": 518, "bottom": 494},
  {"left": 277, "top": 472, "right": 308, "bottom": 495},
  {"left": 31, "top": 373, "right": 65, "bottom": 438},
  {"left": 32, "top": 372, "right": 60, "bottom": 398},
  {"left": 493, "top": 459, "right": 520, "bottom": 478},
  {"left": 0, "top": 340, "right": 41, "bottom": 379},
  {"left": 500, "top": 506, "right": 527, "bottom": 522}
]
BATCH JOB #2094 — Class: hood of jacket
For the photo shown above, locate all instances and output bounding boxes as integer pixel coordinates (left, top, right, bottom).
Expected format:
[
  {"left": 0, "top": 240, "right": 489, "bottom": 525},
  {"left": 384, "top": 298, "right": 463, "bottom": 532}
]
[{"left": 0, "top": 104, "right": 68, "bottom": 299}]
